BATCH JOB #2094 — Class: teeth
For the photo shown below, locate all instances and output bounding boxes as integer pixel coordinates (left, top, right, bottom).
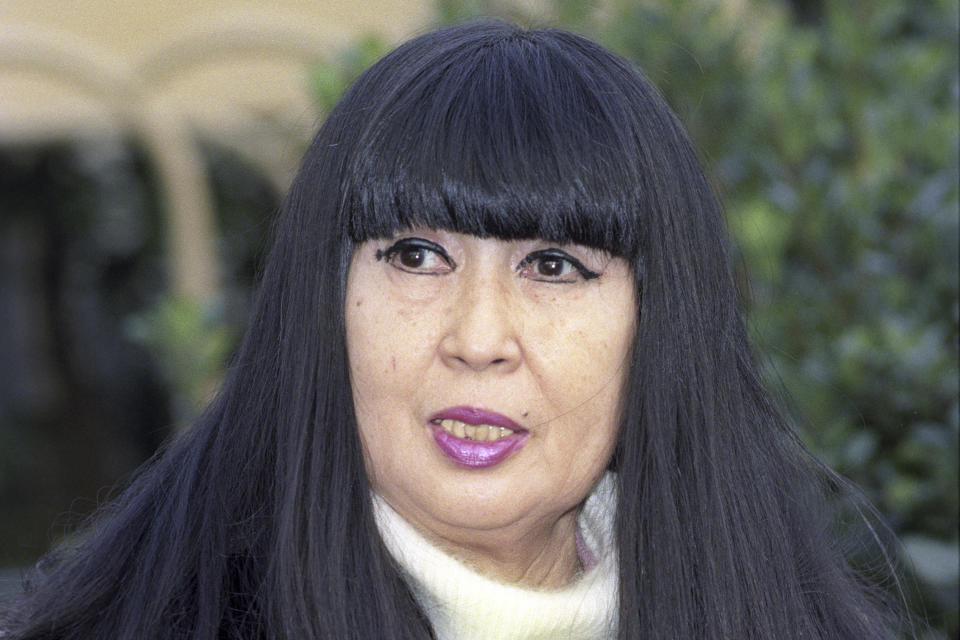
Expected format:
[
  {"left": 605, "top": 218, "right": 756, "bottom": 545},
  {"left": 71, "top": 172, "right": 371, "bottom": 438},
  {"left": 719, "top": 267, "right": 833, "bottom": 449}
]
[
  {"left": 441, "top": 419, "right": 465, "bottom": 438},
  {"left": 436, "top": 419, "right": 514, "bottom": 441}
]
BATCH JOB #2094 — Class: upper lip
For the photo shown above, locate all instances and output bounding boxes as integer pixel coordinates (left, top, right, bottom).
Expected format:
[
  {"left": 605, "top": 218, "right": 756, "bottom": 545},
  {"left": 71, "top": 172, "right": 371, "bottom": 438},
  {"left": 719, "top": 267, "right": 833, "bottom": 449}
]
[{"left": 429, "top": 406, "right": 526, "bottom": 432}]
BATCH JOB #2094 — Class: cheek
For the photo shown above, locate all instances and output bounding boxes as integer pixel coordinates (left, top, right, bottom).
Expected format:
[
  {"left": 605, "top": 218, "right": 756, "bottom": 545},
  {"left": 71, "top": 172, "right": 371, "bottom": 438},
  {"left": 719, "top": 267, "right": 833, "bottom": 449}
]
[
  {"left": 533, "top": 315, "right": 631, "bottom": 400},
  {"left": 345, "top": 275, "right": 440, "bottom": 437},
  {"left": 527, "top": 292, "right": 634, "bottom": 461},
  {"left": 345, "top": 313, "right": 405, "bottom": 491},
  {"left": 348, "top": 308, "right": 434, "bottom": 388},
  {"left": 346, "top": 278, "right": 391, "bottom": 429}
]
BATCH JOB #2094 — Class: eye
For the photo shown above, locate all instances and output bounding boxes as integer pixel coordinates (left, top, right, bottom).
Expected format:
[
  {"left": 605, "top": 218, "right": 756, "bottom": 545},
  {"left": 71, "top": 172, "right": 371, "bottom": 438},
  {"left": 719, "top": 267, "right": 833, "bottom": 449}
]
[
  {"left": 517, "top": 249, "right": 600, "bottom": 283},
  {"left": 376, "top": 238, "right": 455, "bottom": 275}
]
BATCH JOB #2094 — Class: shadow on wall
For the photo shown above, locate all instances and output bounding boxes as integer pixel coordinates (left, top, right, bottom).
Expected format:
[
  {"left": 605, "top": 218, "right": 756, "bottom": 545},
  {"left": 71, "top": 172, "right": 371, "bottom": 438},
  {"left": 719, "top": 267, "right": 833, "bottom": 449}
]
[{"left": 0, "top": 139, "right": 279, "bottom": 569}]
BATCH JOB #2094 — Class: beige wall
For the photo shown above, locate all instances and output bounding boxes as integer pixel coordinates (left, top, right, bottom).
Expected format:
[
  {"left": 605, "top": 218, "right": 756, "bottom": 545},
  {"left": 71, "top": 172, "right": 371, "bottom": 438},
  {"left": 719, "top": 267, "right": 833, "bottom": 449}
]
[
  {"left": 0, "top": 1, "right": 554, "bottom": 299},
  {"left": 1, "top": 1, "right": 442, "bottom": 299},
  {"left": 0, "top": 1, "right": 438, "bottom": 142}
]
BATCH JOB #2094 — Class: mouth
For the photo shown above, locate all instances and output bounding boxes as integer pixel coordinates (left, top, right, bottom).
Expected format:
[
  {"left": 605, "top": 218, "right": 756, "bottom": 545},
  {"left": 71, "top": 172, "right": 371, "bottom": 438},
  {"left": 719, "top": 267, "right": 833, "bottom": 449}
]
[{"left": 427, "top": 406, "right": 528, "bottom": 468}]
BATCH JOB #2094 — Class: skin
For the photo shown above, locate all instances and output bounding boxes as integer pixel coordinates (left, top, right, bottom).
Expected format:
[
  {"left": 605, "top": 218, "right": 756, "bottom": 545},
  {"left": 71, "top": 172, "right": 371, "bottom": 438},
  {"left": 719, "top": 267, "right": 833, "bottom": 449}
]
[{"left": 345, "top": 229, "right": 636, "bottom": 588}]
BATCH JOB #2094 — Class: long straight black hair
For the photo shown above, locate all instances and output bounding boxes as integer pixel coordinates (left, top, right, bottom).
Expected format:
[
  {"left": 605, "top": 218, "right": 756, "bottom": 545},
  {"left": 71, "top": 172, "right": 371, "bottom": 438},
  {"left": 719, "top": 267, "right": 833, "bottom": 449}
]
[{"left": 4, "top": 21, "right": 903, "bottom": 639}]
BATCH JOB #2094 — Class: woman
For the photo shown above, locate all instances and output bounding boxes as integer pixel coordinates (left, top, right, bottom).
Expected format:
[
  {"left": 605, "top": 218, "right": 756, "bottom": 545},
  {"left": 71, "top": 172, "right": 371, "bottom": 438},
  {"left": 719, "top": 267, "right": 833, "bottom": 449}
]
[{"left": 3, "top": 21, "right": 904, "bottom": 639}]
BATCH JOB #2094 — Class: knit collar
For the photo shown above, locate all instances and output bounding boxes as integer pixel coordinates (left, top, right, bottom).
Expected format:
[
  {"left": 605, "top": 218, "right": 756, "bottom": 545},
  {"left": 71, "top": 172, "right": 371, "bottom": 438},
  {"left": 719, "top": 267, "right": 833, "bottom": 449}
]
[{"left": 373, "top": 473, "right": 619, "bottom": 640}]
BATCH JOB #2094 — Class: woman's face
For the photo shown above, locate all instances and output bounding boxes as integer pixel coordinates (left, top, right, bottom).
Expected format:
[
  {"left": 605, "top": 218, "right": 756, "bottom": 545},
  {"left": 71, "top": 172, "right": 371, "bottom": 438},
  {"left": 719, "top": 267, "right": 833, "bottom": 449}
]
[{"left": 345, "top": 229, "right": 636, "bottom": 561}]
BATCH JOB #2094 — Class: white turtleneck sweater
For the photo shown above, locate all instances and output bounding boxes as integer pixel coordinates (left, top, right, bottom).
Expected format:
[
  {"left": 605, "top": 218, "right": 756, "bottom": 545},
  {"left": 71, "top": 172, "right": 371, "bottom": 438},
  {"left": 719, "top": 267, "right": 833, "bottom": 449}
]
[{"left": 372, "top": 474, "right": 619, "bottom": 640}]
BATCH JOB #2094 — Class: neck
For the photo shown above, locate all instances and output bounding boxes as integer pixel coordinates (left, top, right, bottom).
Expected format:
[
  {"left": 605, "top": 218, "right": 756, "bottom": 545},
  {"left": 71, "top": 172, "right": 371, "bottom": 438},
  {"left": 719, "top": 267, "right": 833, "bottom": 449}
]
[
  {"left": 372, "top": 474, "right": 620, "bottom": 640},
  {"left": 422, "top": 510, "right": 583, "bottom": 588}
]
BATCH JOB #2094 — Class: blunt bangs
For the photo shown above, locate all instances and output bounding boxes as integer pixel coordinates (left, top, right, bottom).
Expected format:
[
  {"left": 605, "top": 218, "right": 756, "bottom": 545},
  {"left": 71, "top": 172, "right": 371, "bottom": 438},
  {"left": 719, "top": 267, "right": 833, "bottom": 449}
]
[{"left": 341, "top": 24, "right": 649, "bottom": 259}]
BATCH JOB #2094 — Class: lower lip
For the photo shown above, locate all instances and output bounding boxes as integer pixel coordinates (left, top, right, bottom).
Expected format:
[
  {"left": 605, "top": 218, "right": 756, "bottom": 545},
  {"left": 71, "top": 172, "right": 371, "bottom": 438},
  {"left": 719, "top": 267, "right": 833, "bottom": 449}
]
[{"left": 429, "top": 423, "right": 528, "bottom": 468}]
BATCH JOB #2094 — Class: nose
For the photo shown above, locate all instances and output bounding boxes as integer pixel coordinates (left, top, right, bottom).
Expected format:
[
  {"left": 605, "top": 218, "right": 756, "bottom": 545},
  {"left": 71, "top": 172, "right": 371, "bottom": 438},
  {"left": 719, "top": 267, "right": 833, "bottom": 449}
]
[{"left": 438, "top": 271, "right": 522, "bottom": 373}]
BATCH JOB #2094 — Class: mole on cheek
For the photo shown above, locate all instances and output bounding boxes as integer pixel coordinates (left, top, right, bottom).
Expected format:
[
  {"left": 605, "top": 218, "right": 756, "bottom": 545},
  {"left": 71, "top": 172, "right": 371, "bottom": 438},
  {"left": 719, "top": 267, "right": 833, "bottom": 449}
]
[{"left": 355, "top": 298, "right": 363, "bottom": 307}]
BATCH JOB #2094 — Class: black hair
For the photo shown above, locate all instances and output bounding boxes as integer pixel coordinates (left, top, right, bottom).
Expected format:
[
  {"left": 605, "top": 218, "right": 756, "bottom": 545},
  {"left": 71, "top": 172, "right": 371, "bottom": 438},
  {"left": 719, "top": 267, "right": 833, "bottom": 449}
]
[
  {"left": 3, "top": 21, "right": 904, "bottom": 639},
  {"left": 342, "top": 24, "right": 644, "bottom": 258}
]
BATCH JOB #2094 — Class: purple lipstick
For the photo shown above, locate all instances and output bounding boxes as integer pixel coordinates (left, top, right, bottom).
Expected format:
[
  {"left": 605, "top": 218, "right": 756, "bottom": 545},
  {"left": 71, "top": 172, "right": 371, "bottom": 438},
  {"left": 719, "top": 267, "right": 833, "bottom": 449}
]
[{"left": 428, "top": 406, "right": 528, "bottom": 468}]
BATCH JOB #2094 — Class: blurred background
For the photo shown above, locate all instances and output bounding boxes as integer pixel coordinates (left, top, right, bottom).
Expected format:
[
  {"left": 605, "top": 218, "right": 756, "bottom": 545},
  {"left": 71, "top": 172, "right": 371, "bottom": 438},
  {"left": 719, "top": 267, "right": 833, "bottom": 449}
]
[{"left": 1, "top": 0, "right": 956, "bottom": 636}]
